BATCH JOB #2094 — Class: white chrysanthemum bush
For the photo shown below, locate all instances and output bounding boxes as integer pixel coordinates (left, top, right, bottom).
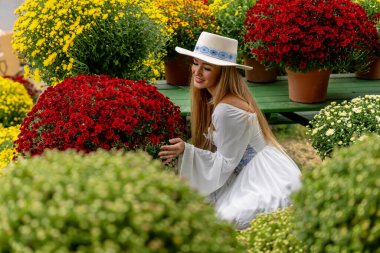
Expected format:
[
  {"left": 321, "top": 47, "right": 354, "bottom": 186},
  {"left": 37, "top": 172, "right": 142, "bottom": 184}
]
[{"left": 307, "top": 95, "right": 380, "bottom": 159}]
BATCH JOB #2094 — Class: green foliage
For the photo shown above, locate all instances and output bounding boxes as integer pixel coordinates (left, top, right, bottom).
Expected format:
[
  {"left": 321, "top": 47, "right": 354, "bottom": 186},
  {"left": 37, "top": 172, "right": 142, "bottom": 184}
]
[
  {"left": 13, "top": 0, "right": 168, "bottom": 85},
  {"left": 307, "top": 95, "right": 380, "bottom": 159},
  {"left": 210, "top": 0, "right": 256, "bottom": 47},
  {"left": 0, "top": 149, "right": 244, "bottom": 252},
  {"left": 292, "top": 135, "right": 380, "bottom": 253},
  {"left": 70, "top": 4, "right": 167, "bottom": 81},
  {"left": 238, "top": 207, "right": 305, "bottom": 253}
]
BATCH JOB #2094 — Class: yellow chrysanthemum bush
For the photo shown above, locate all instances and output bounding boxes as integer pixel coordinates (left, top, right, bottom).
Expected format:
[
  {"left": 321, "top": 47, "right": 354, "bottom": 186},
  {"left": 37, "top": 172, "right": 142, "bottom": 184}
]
[
  {"left": 0, "top": 76, "right": 33, "bottom": 127},
  {"left": 154, "top": 0, "right": 217, "bottom": 59},
  {"left": 0, "top": 124, "right": 20, "bottom": 173},
  {"left": 13, "top": 0, "right": 169, "bottom": 85},
  {"left": 307, "top": 95, "right": 380, "bottom": 159}
]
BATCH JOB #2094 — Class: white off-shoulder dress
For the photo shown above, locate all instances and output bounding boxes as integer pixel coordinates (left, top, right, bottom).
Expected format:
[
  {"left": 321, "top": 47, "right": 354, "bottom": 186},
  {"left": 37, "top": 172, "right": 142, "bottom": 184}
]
[{"left": 178, "top": 103, "right": 302, "bottom": 229}]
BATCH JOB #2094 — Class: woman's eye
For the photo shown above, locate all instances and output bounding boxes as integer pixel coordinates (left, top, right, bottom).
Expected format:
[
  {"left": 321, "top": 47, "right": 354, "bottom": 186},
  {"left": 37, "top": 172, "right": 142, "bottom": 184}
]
[
  {"left": 192, "top": 62, "right": 198, "bottom": 66},
  {"left": 204, "top": 67, "right": 211, "bottom": 71}
]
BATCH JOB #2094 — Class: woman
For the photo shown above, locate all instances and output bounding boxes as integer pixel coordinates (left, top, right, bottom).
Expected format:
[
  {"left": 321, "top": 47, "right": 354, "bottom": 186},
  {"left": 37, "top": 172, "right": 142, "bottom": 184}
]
[{"left": 159, "top": 32, "right": 301, "bottom": 230}]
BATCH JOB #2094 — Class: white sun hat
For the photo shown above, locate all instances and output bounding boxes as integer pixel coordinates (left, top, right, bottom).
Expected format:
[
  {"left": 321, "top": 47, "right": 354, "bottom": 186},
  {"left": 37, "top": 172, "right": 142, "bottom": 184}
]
[{"left": 175, "top": 31, "right": 253, "bottom": 70}]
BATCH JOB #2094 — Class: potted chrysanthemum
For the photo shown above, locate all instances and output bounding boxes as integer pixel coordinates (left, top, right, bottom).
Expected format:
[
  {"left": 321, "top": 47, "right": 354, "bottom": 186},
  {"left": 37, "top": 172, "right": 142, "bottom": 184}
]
[
  {"left": 155, "top": 0, "right": 217, "bottom": 86},
  {"left": 352, "top": 0, "right": 380, "bottom": 79},
  {"left": 244, "top": 0, "right": 380, "bottom": 103},
  {"left": 13, "top": 0, "right": 168, "bottom": 85}
]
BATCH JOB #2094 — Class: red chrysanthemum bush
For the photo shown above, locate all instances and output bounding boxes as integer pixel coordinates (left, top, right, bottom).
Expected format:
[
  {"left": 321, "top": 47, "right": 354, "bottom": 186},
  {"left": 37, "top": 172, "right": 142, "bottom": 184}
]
[
  {"left": 243, "top": 0, "right": 380, "bottom": 72},
  {"left": 15, "top": 74, "right": 186, "bottom": 158}
]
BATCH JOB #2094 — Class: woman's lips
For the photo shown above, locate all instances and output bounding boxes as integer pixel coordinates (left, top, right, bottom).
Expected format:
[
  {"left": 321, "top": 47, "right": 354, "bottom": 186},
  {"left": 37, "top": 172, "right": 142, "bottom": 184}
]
[{"left": 194, "top": 77, "right": 203, "bottom": 83}]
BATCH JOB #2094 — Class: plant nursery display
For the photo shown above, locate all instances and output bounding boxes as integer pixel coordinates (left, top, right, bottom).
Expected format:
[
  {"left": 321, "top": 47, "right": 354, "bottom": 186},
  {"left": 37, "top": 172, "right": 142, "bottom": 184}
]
[
  {"left": 0, "top": 149, "right": 245, "bottom": 252},
  {"left": 238, "top": 207, "right": 305, "bottom": 253},
  {"left": 13, "top": 0, "right": 168, "bottom": 85},
  {"left": 244, "top": 0, "right": 379, "bottom": 73},
  {"left": 244, "top": 0, "right": 380, "bottom": 101},
  {"left": 15, "top": 74, "right": 186, "bottom": 158},
  {"left": 307, "top": 95, "right": 380, "bottom": 159},
  {"left": 292, "top": 135, "right": 380, "bottom": 252},
  {"left": 0, "top": 124, "right": 20, "bottom": 172},
  {"left": 0, "top": 76, "right": 33, "bottom": 127}
]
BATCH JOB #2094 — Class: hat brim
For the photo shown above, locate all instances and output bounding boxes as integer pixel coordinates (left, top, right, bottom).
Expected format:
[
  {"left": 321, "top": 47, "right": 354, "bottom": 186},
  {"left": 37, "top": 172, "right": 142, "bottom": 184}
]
[{"left": 175, "top": 47, "right": 253, "bottom": 70}]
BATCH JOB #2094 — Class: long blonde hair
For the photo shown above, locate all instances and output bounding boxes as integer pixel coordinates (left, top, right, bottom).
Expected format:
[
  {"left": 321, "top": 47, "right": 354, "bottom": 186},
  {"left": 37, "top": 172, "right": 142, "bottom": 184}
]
[{"left": 190, "top": 66, "right": 284, "bottom": 152}]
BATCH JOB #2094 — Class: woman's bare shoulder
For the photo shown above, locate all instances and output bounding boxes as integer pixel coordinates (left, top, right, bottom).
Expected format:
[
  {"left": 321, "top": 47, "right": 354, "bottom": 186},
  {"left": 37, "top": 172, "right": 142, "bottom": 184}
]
[{"left": 219, "top": 95, "right": 254, "bottom": 113}]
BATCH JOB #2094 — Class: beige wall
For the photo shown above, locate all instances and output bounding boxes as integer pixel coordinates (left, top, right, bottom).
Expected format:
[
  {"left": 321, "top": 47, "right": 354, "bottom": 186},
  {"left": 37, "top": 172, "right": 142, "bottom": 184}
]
[{"left": 0, "top": 0, "right": 24, "bottom": 31}]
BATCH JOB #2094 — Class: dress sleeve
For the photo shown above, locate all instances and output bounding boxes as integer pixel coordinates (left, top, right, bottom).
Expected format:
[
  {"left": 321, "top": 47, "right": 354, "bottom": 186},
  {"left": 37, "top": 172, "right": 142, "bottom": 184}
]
[{"left": 178, "top": 105, "right": 253, "bottom": 195}]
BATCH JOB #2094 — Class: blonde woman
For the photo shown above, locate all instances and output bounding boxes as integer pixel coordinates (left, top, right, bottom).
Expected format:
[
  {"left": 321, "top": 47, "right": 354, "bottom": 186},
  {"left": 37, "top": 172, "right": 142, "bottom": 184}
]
[{"left": 159, "top": 32, "right": 301, "bottom": 230}]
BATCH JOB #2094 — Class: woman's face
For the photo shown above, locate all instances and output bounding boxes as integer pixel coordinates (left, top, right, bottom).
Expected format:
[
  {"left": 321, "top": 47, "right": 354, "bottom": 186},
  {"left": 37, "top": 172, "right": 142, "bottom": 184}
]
[{"left": 191, "top": 58, "right": 222, "bottom": 93}]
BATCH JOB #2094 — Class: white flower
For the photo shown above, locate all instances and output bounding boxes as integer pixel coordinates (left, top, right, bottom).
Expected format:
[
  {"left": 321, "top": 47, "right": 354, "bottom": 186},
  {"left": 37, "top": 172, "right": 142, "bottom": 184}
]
[
  {"left": 352, "top": 107, "right": 362, "bottom": 113},
  {"left": 326, "top": 129, "right": 335, "bottom": 136},
  {"left": 339, "top": 111, "right": 347, "bottom": 117}
]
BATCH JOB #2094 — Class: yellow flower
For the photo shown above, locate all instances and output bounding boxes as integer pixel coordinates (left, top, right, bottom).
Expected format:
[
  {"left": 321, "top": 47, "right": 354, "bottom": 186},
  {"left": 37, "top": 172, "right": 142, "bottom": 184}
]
[
  {"left": 13, "top": 0, "right": 168, "bottom": 84},
  {"left": 0, "top": 125, "right": 20, "bottom": 173}
]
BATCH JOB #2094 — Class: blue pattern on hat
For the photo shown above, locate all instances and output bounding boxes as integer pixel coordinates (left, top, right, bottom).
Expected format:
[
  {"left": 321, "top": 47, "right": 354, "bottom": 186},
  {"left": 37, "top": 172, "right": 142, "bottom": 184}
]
[{"left": 195, "top": 45, "right": 236, "bottom": 63}]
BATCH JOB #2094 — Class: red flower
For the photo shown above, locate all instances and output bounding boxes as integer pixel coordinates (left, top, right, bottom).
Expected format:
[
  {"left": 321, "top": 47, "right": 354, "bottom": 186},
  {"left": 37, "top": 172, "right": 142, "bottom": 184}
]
[
  {"left": 243, "top": 0, "right": 380, "bottom": 72},
  {"left": 15, "top": 74, "right": 186, "bottom": 158}
]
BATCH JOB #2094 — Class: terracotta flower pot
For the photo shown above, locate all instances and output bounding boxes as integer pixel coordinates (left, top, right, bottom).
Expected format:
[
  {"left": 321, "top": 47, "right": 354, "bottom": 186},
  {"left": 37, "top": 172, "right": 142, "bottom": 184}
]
[
  {"left": 286, "top": 69, "right": 332, "bottom": 103},
  {"left": 355, "top": 56, "right": 380, "bottom": 80},
  {"left": 244, "top": 56, "right": 278, "bottom": 83},
  {"left": 164, "top": 54, "right": 192, "bottom": 86}
]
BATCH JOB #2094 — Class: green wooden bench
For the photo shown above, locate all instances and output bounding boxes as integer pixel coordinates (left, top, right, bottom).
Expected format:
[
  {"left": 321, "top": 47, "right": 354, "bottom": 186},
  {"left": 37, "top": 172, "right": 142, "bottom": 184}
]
[{"left": 153, "top": 73, "right": 380, "bottom": 126}]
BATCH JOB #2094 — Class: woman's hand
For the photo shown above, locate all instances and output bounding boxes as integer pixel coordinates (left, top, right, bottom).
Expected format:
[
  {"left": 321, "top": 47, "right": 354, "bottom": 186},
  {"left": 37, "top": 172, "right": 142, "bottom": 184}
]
[{"left": 159, "top": 138, "right": 185, "bottom": 165}]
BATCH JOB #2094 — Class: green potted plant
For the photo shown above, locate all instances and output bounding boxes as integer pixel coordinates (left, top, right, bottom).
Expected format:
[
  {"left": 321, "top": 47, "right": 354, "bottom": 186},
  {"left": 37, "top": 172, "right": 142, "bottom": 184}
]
[
  {"left": 13, "top": 0, "right": 168, "bottom": 85},
  {"left": 210, "top": 0, "right": 278, "bottom": 83},
  {"left": 155, "top": 0, "right": 217, "bottom": 86},
  {"left": 244, "top": 0, "right": 380, "bottom": 103},
  {"left": 352, "top": 0, "right": 380, "bottom": 79}
]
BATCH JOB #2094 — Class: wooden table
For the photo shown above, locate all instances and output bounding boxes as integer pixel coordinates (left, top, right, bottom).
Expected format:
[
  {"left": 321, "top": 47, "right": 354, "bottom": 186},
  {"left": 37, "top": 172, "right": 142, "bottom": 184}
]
[{"left": 154, "top": 74, "right": 380, "bottom": 126}]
